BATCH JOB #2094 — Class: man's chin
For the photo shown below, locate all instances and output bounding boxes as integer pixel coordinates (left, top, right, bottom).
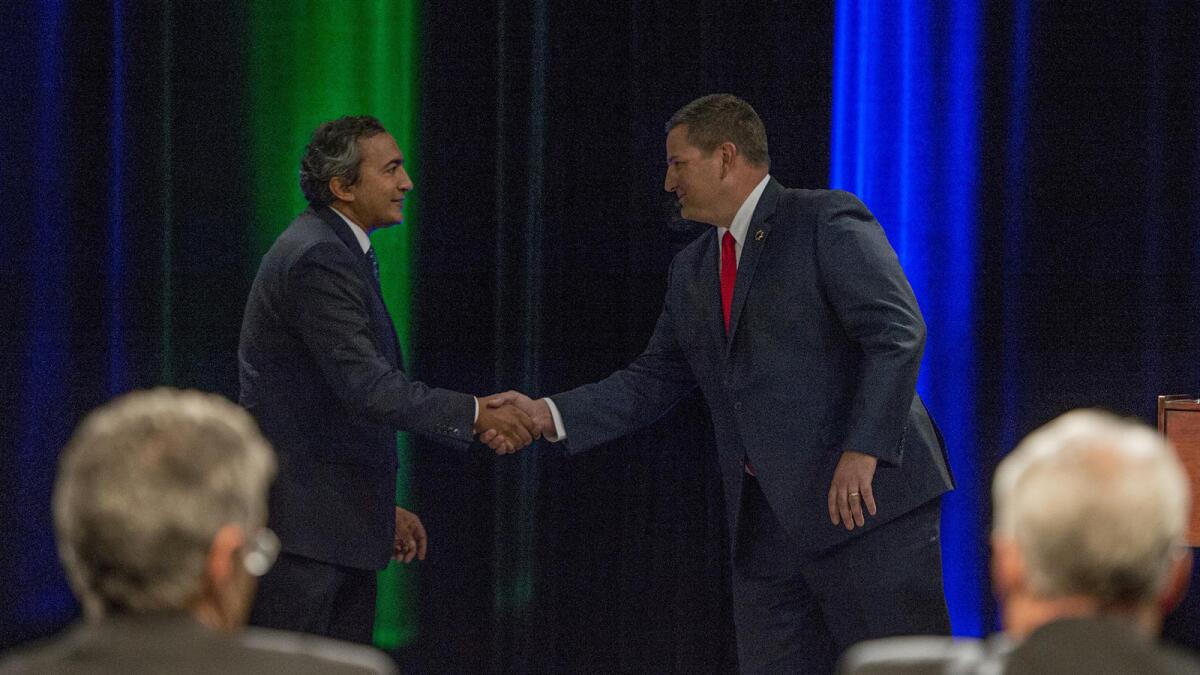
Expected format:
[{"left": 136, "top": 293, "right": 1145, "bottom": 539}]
[{"left": 679, "top": 208, "right": 716, "bottom": 226}]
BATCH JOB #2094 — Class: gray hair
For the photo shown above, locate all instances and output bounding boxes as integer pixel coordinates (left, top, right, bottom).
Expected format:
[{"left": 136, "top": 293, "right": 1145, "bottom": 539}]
[
  {"left": 53, "top": 388, "right": 276, "bottom": 619},
  {"left": 299, "top": 115, "right": 388, "bottom": 208},
  {"left": 992, "top": 409, "right": 1190, "bottom": 606},
  {"left": 666, "top": 94, "right": 770, "bottom": 167}
]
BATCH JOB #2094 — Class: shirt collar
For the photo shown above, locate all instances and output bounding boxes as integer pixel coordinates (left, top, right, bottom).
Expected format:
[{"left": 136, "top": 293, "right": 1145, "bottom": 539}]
[
  {"left": 722, "top": 174, "right": 771, "bottom": 255},
  {"left": 329, "top": 206, "right": 372, "bottom": 253}
]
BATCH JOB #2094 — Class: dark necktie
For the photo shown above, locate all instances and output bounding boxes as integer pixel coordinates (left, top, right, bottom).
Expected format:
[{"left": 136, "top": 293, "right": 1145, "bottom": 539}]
[
  {"left": 366, "top": 247, "right": 381, "bottom": 287},
  {"left": 721, "top": 230, "right": 737, "bottom": 333}
]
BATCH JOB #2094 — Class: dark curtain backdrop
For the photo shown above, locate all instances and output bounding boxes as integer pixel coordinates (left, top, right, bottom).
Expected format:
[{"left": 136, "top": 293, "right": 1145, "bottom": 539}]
[
  {"left": 975, "top": 1, "right": 1200, "bottom": 649},
  {"left": 3, "top": 1, "right": 1200, "bottom": 673},
  {"left": 410, "top": 1, "right": 831, "bottom": 672},
  {"left": 1, "top": 1, "right": 251, "bottom": 648}
]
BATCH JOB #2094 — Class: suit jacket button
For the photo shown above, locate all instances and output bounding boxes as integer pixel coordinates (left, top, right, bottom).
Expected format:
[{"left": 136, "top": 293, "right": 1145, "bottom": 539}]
[{"left": 734, "top": 402, "right": 743, "bottom": 411}]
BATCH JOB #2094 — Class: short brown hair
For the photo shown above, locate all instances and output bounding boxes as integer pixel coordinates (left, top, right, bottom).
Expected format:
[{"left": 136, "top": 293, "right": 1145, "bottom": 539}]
[{"left": 666, "top": 94, "right": 769, "bottom": 167}]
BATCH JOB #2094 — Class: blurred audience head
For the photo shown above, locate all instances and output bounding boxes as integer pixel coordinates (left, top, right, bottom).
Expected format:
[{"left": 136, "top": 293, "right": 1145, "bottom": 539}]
[
  {"left": 991, "top": 409, "right": 1192, "bottom": 637},
  {"left": 54, "top": 388, "right": 277, "bottom": 632}
]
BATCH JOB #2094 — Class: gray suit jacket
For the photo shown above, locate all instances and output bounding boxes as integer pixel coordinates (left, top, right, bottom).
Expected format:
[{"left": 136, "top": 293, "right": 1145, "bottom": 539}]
[
  {"left": 553, "top": 180, "right": 953, "bottom": 554},
  {"left": 0, "top": 614, "right": 398, "bottom": 674}
]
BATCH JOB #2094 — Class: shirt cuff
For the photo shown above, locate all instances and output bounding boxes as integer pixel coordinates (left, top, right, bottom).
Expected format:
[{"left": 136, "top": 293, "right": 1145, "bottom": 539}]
[
  {"left": 473, "top": 397, "right": 479, "bottom": 424},
  {"left": 543, "top": 397, "right": 566, "bottom": 442}
]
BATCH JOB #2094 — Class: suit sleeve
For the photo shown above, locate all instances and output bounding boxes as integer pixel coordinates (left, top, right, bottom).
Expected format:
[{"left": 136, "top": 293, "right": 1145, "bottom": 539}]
[
  {"left": 286, "top": 241, "right": 476, "bottom": 444},
  {"left": 550, "top": 268, "right": 698, "bottom": 454},
  {"left": 816, "top": 191, "right": 925, "bottom": 466}
]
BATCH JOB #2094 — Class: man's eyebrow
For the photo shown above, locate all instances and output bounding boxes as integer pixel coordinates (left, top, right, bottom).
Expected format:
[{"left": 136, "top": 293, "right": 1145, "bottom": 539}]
[{"left": 385, "top": 157, "right": 403, "bottom": 168}]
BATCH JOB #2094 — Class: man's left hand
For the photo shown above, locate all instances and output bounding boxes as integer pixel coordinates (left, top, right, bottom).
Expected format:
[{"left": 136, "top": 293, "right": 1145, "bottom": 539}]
[
  {"left": 393, "top": 507, "right": 427, "bottom": 563},
  {"left": 827, "top": 450, "right": 878, "bottom": 531}
]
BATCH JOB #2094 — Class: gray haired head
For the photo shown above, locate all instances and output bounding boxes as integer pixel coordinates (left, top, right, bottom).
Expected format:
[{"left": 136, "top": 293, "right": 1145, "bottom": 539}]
[
  {"left": 992, "top": 409, "right": 1190, "bottom": 607},
  {"left": 299, "top": 115, "right": 388, "bottom": 208},
  {"left": 53, "top": 388, "right": 276, "bottom": 619}
]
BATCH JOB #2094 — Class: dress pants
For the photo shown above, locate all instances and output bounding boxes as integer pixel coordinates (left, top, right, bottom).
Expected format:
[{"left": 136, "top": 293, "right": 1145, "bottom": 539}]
[
  {"left": 249, "top": 551, "right": 378, "bottom": 645},
  {"left": 732, "top": 475, "right": 950, "bottom": 675}
]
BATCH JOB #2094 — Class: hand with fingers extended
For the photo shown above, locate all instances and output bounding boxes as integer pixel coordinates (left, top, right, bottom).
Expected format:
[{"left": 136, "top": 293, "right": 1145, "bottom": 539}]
[
  {"left": 393, "top": 506, "right": 427, "bottom": 563},
  {"left": 479, "top": 390, "right": 556, "bottom": 444},
  {"left": 827, "top": 450, "right": 878, "bottom": 531},
  {"left": 474, "top": 394, "right": 539, "bottom": 454}
]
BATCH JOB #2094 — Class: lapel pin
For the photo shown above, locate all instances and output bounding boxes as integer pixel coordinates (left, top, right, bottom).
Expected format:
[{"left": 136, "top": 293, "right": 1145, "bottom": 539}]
[{"left": 755, "top": 229, "right": 765, "bottom": 241}]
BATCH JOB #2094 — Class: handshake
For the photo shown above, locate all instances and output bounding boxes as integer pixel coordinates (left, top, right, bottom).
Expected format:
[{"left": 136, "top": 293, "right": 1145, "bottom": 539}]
[{"left": 471, "top": 391, "right": 556, "bottom": 454}]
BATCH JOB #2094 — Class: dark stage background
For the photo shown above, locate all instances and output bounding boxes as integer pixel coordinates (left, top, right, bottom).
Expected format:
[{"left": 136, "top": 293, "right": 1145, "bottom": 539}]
[{"left": 3, "top": 2, "right": 1199, "bottom": 673}]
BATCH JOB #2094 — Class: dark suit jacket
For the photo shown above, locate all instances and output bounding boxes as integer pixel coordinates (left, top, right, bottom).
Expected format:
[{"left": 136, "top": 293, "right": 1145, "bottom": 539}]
[
  {"left": 553, "top": 180, "right": 954, "bottom": 555},
  {"left": 839, "top": 617, "right": 1200, "bottom": 674},
  {"left": 239, "top": 206, "right": 475, "bottom": 570},
  {"left": 0, "top": 614, "right": 398, "bottom": 674}
]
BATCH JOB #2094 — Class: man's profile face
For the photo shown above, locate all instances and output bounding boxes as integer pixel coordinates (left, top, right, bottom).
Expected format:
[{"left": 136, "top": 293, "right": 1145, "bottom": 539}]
[
  {"left": 342, "top": 132, "right": 413, "bottom": 232},
  {"left": 664, "top": 124, "right": 723, "bottom": 226}
]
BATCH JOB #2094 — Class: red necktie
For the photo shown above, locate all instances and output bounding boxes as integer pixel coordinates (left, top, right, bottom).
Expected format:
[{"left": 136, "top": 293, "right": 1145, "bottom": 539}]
[{"left": 721, "top": 230, "right": 737, "bottom": 333}]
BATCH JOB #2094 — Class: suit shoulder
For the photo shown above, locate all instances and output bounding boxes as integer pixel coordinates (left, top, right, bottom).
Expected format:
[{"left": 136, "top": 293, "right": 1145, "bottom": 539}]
[
  {"left": 264, "top": 217, "right": 356, "bottom": 272},
  {"left": 238, "top": 628, "right": 398, "bottom": 674},
  {"left": 840, "top": 635, "right": 1006, "bottom": 675},
  {"left": 776, "top": 187, "right": 869, "bottom": 213},
  {"left": 273, "top": 210, "right": 338, "bottom": 248},
  {"left": 668, "top": 226, "right": 715, "bottom": 275}
]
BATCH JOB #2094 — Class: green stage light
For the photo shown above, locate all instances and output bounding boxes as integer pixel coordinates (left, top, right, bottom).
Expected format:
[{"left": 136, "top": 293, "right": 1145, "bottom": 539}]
[{"left": 248, "top": 0, "right": 422, "bottom": 649}]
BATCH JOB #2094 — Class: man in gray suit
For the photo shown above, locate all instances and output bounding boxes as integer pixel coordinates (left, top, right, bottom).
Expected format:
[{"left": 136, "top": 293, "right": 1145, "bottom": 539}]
[
  {"left": 492, "top": 94, "right": 954, "bottom": 674},
  {"left": 0, "top": 388, "right": 397, "bottom": 674},
  {"left": 841, "top": 409, "right": 1199, "bottom": 674}
]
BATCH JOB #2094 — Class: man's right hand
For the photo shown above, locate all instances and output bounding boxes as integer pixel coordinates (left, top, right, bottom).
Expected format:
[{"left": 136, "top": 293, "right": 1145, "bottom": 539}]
[
  {"left": 483, "top": 391, "right": 555, "bottom": 439},
  {"left": 474, "top": 396, "right": 538, "bottom": 454}
]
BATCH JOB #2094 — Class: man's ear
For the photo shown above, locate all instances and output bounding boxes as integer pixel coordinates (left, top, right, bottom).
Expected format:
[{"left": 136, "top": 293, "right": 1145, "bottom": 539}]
[
  {"left": 329, "top": 176, "right": 355, "bottom": 202},
  {"left": 206, "top": 523, "right": 245, "bottom": 587},
  {"left": 1159, "top": 548, "right": 1193, "bottom": 617},
  {"left": 719, "top": 141, "right": 737, "bottom": 177},
  {"left": 991, "top": 534, "right": 1025, "bottom": 602}
]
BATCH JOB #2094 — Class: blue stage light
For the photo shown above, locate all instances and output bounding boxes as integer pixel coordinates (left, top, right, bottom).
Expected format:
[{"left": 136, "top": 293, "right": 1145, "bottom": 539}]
[{"left": 832, "top": 0, "right": 986, "bottom": 636}]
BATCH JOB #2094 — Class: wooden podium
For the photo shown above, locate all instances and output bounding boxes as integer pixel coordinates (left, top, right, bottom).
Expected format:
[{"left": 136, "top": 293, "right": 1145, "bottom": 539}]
[{"left": 1157, "top": 395, "right": 1200, "bottom": 546}]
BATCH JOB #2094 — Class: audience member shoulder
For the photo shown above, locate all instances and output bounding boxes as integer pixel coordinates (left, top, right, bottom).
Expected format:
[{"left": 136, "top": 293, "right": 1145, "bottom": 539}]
[
  {"left": 839, "top": 634, "right": 1010, "bottom": 675},
  {"left": 239, "top": 626, "right": 399, "bottom": 674}
]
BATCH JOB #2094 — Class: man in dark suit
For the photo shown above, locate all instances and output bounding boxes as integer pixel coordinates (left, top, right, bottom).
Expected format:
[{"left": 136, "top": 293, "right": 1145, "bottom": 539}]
[
  {"left": 238, "top": 115, "right": 536, "bottom": 643},
  {"left": 841, "top": 410, "right": 1199, "bottom": 674},
  {"left": 490, "top": 94, "right": 953, "bottom": 673},
  {"left": 0, "top": 388, "right": 397, "bottom": 674}
]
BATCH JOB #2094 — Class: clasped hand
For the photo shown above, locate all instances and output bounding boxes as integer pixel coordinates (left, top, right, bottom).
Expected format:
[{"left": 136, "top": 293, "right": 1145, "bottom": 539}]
[{"left": 474, "top": 391, "right": 556, "bottom": 454}]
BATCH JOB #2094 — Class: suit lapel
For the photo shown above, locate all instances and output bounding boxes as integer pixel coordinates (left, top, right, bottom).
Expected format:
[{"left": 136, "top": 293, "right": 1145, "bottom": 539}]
[
  {"left": 725, "top": 178, "right": 781, "bottom": 351},
  {"left": 315, "top": 207, "right": 387, "bottom": 304},
  {"left": 702, "top": 230, "right": 727, "bottom": 355},
  {"left": 315, "top": 207, "right": 404, "bottom": 368}
]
